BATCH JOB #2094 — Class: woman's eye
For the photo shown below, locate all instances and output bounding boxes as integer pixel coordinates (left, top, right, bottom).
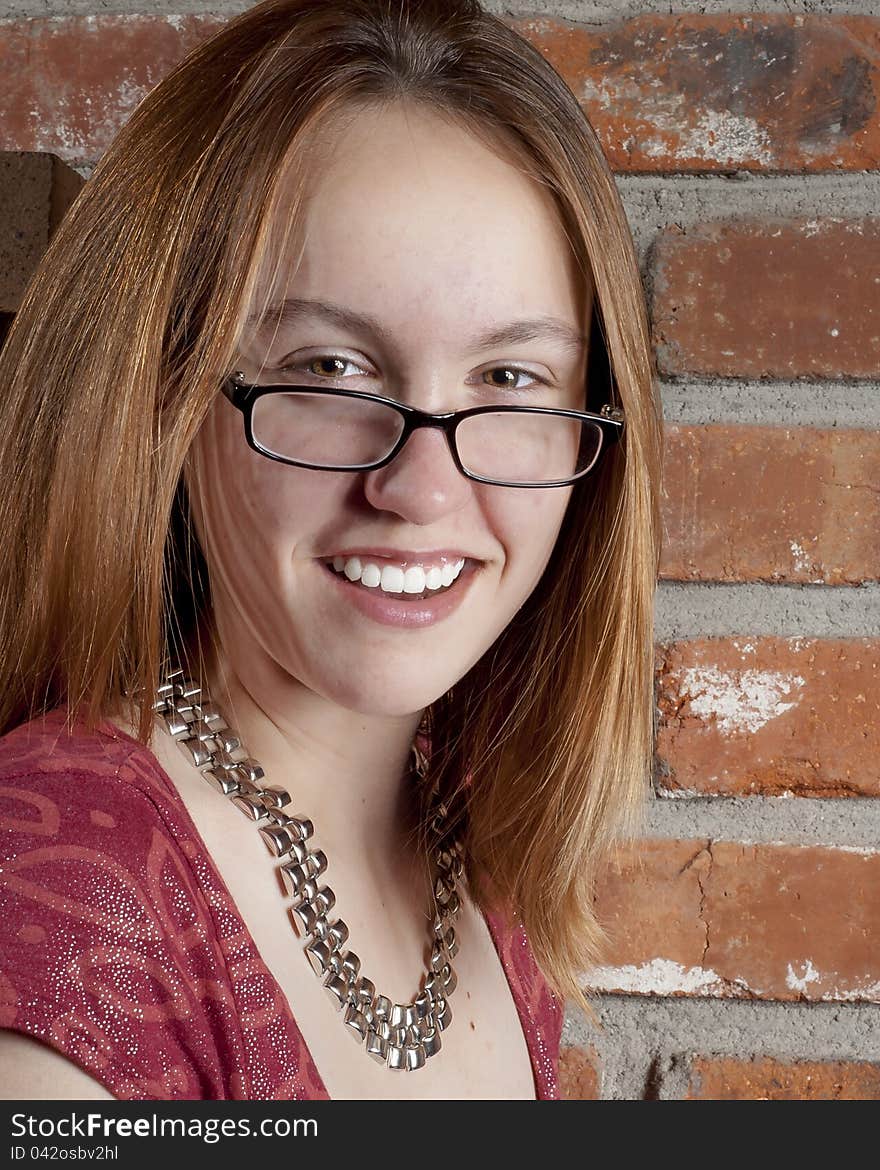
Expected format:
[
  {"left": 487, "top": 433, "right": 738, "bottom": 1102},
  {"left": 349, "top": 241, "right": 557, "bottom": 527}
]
[
  {"left": 299, "top": 355, "right": 367, "bottom": 379},
  {"left": 482, "top": 366, "right": 546, "bottom": 391},
  {"left": 269, "top": 353, "right": 370, "bottom": 381}
]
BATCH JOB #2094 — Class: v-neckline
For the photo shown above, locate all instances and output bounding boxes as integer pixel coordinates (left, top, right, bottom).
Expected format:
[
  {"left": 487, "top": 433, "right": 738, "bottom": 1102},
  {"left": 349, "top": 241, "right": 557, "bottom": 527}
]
[{"left": 99, "top": 714, "right": 545, "bottom": 1099}]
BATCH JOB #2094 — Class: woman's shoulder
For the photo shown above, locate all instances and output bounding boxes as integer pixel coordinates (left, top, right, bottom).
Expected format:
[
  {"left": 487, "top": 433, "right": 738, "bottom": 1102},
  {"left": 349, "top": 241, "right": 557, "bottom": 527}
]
[
  {"left": 1, "top": 702, "right": 151, "bottom": 775},
  {"left": 0, "top": 704, "right": 214, "bottom": 948},
  {"left": 0, "top": 702, "right": 203, "bottom": 950},
  {"left": 0, "top": 704, "right": 176, "bottom": 827},
  {"left": 0, "top": 705, "right": 326, "bottom": 1101},
  {"left": 0, "top": 706, "right": 230, "bottom": 1099}
]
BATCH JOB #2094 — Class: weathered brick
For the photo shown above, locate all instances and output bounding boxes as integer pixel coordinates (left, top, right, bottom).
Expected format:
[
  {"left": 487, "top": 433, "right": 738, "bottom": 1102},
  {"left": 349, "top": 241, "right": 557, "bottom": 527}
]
[
  {"left": 651, "top": 218, "right": 880, "bottom": 379},
  {"left": 517, "top": 14, "right": 880, "bottom": 173},
  {"left": 0, "top": 15, "right": 224, "bottom": 160},
  {"left": 586, "top": 839, "right": 880, "bottom": 1002},
  {"left": 660, "top": 424, "right": 880, "bottom": 584},
  {"left": 655, "top": 637, "right": 880, "bottom": 798},
  {"left": 4, "top": 14, "right": 879, "bottom": 172},
  {"left": 687, "top": 1055, "right": 880, "bottom": 1100},
  {"left": 559, "top": 1044, "right": 601, "bottom": 1099},
  {"left": 0, "top": 152, "right": 84, "bottom": 311}
]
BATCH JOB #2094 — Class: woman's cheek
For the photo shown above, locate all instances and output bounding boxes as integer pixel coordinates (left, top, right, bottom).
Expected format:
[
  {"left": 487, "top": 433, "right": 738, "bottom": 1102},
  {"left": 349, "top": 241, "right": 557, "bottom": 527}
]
[{"left": 485, "top": 485, "right": 572, "bottom": 593}]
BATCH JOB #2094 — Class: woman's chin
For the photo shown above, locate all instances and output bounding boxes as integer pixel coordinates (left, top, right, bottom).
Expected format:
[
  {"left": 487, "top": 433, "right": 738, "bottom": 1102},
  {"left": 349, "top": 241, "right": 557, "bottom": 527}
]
[{"left": 319, "top": 673, "right": 453, "bottom": 719}]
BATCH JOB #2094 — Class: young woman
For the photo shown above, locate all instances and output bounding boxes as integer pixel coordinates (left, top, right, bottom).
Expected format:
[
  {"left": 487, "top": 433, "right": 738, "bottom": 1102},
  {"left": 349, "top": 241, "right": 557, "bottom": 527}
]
[{"left": 0, "top": 0, "right": 662, "bottom": 1100}]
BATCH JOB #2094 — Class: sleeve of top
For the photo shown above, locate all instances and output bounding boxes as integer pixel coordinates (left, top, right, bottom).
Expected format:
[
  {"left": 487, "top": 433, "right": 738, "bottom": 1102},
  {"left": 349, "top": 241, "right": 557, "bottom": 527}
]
[{"left": 0, "top": 764, "right": 243, "bottom": 1099}]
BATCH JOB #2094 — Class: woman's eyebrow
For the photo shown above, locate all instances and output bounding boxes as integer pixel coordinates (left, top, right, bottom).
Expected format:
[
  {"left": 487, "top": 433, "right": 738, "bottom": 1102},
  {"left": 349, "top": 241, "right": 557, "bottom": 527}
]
[{"left": 251, "top": 297, "right": 588, "bottom": 356}]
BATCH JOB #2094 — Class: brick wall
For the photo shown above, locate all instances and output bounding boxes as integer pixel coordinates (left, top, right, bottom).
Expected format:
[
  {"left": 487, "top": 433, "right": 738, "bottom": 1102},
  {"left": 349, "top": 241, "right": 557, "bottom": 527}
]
[{"left": 1, "top": 0, "right": 877, "bottom": 1099}]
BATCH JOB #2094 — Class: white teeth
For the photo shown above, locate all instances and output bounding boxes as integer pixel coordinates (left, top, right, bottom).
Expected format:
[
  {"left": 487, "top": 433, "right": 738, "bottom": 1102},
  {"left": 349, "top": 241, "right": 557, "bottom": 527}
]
[
  {"left": 328, "top": 555, "right": 467, "bottom": 595},
  {"left": 361, "top": 563, "right": 381, "bottom": 588},
  {"left": 403, "top": 566, "right": 426, "bottom": 593},
  {"left": 380, "top": 565, "right": 405, "bottom": 593}
]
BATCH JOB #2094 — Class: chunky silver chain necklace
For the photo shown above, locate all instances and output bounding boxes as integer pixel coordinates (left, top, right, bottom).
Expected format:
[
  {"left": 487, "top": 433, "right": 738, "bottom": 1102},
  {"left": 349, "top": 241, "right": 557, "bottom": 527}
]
[{"left": 148, "top": 666, "right": 463, "bottom": 1072}]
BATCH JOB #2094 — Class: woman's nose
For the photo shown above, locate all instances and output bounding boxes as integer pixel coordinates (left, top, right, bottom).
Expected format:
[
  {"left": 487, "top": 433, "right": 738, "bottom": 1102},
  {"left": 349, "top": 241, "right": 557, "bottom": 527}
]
[{"left": 362, "top": 425, "right": 473, "bottom": 523}]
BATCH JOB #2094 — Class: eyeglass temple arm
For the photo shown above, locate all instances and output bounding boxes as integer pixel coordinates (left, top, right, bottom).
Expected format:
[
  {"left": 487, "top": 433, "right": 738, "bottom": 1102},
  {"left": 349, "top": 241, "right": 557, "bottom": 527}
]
[{"left": 222, "top": 372, "right": 261, "bottom": 409}]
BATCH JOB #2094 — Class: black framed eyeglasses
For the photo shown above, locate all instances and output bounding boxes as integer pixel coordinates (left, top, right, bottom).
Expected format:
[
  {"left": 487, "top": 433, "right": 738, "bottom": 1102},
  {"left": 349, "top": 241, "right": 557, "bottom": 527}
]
[{"left": 221, "top": 371, "right": 625, "bottom": 489}]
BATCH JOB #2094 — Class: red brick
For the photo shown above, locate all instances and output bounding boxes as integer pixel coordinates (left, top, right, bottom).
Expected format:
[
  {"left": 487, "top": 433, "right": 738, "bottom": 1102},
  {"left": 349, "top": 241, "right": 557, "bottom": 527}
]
[
  {"left": 587, "top": 839, "right": 880, "bottom": 1002},
  {"left": 652, "top": 218, "right": 880, "bottom": 379},
  {"left": 559, "top": 1045, "right": 601, "bottom": 1099},
  {"left": 687, "top": 1056, "right": 880, "bottom": 1100},
  {"left": 0, "top": 16, "right": 224, "bottom": 160},
  {"left": 4, "top": 15, "right": 879, "bottom": 172},
  {"left": 516, "top": 14, "right": 880, "bottom": 173},
  {"left": 660, "top": 425, "right": 880, "bottom": 584},
  {"left": 655, "top": 638, "right": 880, "bottom": 798},
  {"left": 0, "top": 152, "right": 84, "bottom": 311}
]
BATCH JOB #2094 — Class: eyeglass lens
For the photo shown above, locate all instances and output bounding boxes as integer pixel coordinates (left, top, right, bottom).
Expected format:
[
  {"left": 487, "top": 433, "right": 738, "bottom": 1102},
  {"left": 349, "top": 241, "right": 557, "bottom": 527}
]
[{"left": 251, "top": 391, "right": 603, "bottom": 484}]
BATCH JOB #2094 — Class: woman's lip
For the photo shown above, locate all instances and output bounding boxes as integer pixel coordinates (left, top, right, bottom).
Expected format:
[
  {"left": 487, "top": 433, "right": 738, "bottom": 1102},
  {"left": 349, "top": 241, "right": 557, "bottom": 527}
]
[
  {"left": 324, "top": 549, "right": 477, "bottom": 568},
  {"left": 320, "top": 559, "right": 478, "bottom": 628}
]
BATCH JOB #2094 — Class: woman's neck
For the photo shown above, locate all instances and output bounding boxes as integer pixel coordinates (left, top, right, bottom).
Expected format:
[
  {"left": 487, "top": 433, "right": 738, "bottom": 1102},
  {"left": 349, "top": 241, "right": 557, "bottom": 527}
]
[{"left": 196, "top": 641, "right": 429, "bottom": 874}]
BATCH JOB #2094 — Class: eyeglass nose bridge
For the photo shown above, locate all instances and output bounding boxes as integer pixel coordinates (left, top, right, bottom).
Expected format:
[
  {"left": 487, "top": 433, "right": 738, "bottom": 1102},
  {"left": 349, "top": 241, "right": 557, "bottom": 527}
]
[{"left": 380, "top": 403, "right": 469, "bottom": 476}]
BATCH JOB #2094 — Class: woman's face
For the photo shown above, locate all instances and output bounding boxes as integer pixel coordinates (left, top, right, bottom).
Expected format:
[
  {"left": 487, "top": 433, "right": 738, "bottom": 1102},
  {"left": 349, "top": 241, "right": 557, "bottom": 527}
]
[{"left": 188, "top": 101, "right": 590, "bottom": 717}]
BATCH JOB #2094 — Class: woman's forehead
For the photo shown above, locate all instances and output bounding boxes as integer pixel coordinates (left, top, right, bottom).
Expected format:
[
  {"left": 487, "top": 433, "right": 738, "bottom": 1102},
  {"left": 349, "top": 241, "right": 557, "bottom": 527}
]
[{"left": 248, "top": 104, "right": 587, "bottom": 340}]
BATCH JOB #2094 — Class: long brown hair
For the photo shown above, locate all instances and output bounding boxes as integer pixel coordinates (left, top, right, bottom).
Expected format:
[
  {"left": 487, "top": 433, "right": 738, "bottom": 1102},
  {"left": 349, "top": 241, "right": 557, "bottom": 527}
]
[{"left": 0, "top": 0, "right": 662, "bottom": 1019}]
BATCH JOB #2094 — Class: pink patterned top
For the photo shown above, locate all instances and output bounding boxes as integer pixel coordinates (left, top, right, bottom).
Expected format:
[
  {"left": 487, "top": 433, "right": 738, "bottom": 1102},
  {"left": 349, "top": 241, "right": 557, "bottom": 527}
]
[{"left": 0, "top": 706, "right": 563, "bottom": 1099}]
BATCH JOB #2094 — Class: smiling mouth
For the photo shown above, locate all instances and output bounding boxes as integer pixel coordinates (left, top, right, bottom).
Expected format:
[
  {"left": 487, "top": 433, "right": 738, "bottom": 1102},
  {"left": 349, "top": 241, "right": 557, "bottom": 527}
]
[{"left": 323, "top": 555, "right": 470, "bottom": 601}]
